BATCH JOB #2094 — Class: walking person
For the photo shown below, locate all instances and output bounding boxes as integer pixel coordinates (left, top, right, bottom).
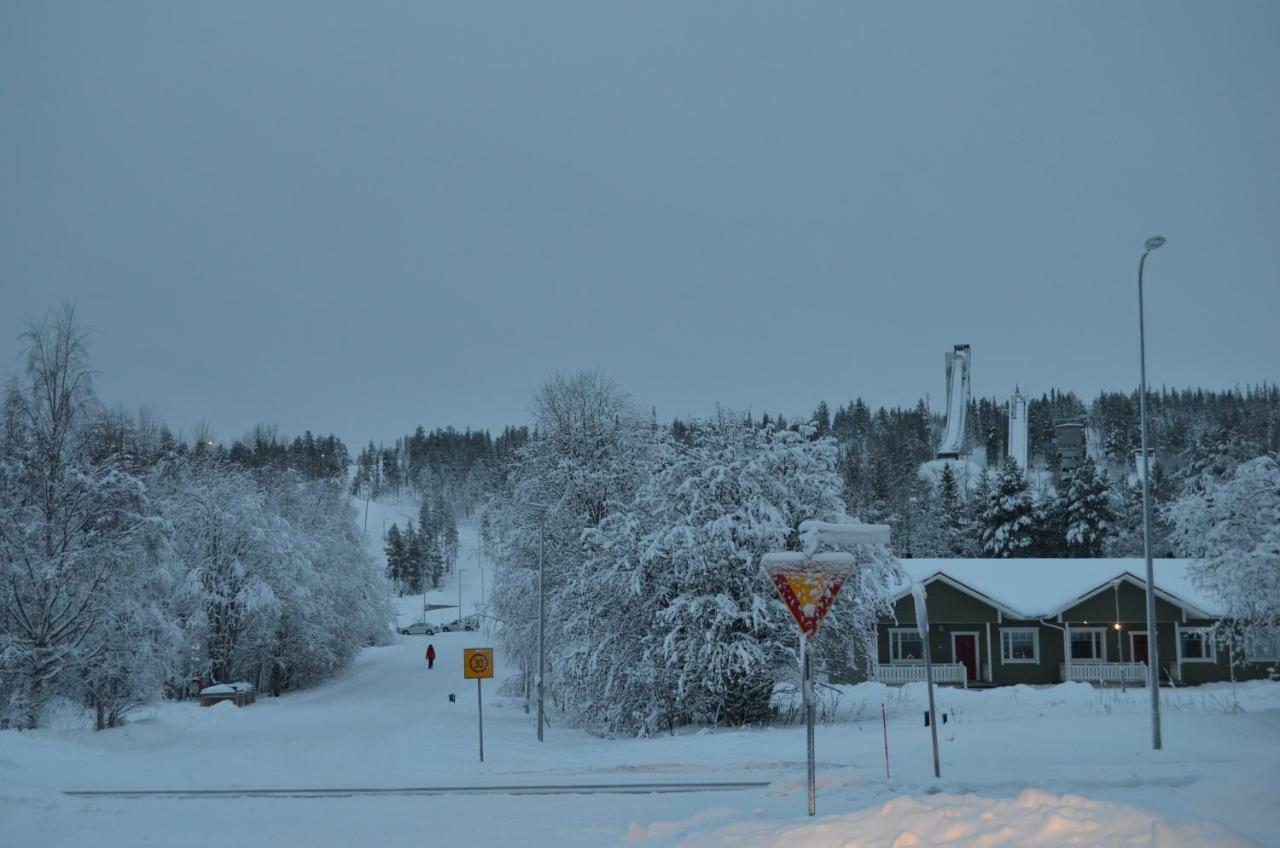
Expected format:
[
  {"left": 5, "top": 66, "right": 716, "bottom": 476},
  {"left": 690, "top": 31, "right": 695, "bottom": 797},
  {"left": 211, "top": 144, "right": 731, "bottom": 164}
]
[{"left": 426, "top": 643, "right": 436, "bottom": 670}]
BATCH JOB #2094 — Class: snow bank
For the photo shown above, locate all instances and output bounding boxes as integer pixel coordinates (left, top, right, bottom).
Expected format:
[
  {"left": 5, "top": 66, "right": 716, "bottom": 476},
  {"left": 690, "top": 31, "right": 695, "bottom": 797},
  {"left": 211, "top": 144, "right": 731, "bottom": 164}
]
[{"left": 636, "top": 789, "right": 1258, "bottom": 847}]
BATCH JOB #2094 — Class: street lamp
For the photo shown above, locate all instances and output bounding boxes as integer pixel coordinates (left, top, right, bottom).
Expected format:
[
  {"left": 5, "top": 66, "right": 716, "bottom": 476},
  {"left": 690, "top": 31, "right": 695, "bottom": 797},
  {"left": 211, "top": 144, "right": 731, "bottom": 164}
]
[{"left": 1138, "top": 233, "right": 1165, "bottom": 750}]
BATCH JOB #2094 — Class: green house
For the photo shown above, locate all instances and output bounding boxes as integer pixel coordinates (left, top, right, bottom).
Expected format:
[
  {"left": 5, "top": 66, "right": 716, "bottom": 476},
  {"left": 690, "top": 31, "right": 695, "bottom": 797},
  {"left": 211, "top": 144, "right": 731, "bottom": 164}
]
[{"left": 857, "top": 558, "right": 1276, "bottom": 688}]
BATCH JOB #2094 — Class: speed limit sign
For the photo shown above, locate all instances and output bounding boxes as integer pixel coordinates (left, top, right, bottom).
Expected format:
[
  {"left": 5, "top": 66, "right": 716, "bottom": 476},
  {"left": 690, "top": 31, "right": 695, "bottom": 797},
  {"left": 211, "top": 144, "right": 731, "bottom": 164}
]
[{"left": 464, "top": 648, "right": 494, "bottom": 679}]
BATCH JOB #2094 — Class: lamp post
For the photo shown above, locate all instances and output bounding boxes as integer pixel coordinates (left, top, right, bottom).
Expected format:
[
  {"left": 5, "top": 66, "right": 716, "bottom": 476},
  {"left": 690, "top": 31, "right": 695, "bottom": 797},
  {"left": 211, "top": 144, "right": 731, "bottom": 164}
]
[{"left": 1138, "top": 234, "right": 1166, "bottom": 750}]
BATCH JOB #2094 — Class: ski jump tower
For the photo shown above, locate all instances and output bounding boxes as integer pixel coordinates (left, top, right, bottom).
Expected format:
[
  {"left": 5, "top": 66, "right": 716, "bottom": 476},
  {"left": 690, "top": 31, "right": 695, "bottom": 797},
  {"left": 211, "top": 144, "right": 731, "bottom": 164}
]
[
  {"left": 935, "top": 344, "right": 971, "bottom": 460},
  {"left": 1008, "top": 387, "right": 1028, "bottom": 472}
]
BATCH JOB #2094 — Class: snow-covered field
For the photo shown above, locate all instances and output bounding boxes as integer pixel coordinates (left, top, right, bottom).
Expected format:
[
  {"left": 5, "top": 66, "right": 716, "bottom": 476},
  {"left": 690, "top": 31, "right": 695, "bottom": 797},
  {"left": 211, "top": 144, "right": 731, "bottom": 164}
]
[{"left": 3, "top": 514, "right": 1278, "bottom": 847}]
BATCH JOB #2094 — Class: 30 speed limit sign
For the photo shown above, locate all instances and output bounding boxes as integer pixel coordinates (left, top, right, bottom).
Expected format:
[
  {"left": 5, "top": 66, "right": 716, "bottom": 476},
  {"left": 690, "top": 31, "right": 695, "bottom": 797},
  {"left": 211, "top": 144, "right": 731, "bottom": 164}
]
[{"left": 464, "top": 648, "right": 494, "bottom": 679}]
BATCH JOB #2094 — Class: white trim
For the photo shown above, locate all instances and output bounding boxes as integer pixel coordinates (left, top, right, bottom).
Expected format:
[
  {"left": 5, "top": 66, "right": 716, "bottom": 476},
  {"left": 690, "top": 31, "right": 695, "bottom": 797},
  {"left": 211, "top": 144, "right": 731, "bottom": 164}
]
[
  {"left": 888, "top": 628, "right": 926, "bottom": 664},
  {"left": 985, "top": 622, "right": 994, "bottom": 682},
  {"left": 1175, "top": 625, "right": 1216, "bottom": 664},
  {"left": 1069, "top": 627, "right": 1108, "bottom": 662},
  {"left": 1000, "top": 627, "right": 1040, "bottom": 664},
  {"left": 950, "top": 630, "right": 980, "bottom": 681}
]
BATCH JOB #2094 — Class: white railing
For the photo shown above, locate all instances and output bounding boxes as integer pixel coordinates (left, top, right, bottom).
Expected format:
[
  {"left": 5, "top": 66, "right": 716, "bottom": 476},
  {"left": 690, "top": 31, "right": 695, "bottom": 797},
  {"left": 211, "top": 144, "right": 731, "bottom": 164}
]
[
  {"left": 873, "top": 663, "right": 968, "bottom": 688},
  {"left": 1059, "top": 662, "right": 1148, "bottom": 684}
]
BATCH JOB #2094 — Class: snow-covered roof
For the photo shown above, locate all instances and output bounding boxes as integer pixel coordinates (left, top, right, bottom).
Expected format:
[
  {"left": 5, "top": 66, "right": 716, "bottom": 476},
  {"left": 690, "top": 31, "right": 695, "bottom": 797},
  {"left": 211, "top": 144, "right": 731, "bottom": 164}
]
[{"left": 894, "top": 558, "right": 1219, "bottom": 620}]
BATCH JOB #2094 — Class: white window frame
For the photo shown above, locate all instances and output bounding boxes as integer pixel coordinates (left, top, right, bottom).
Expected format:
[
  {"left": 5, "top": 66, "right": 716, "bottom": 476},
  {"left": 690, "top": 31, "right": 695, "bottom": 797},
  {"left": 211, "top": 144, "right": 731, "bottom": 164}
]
[
  {"left": 1244, "top": 631, "right": 1280, "bottom": 662},
  {"left": 1000, "top": 627, "right": 1040, "bottom": 664},
  {"left": 1175, "top": 626, "right": 1216, "bottom": 664},
  {"left": 1069, "top": 627, "right": 1107, "bottom": 662},
  {"left": 889, "top": 628, "right": 926, "bottom": 664}
]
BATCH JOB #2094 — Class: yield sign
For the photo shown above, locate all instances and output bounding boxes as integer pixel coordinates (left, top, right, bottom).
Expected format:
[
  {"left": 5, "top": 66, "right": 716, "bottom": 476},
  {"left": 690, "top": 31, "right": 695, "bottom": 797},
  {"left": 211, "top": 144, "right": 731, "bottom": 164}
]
[{"left": 761, "top": 553, "right": 858, "bottom": 637}]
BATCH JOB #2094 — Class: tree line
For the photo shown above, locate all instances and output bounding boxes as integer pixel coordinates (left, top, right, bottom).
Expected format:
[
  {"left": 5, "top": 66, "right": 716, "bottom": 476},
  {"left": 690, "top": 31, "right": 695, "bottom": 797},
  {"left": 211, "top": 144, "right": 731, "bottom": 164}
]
[{"left": 0, "top": 308, "right": 388, "bottom": 730}]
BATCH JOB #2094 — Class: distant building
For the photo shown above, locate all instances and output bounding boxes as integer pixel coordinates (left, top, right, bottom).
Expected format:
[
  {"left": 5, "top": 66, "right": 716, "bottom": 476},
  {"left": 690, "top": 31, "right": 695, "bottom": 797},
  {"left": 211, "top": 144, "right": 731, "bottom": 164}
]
[
  {"left": 1055, "top": 421, "right": 1087, "bottom": 472},
  {"left": 1133, "top": 448, "right": 1158, "bottom": 484},
  {"left": 1007, "top": 387, "right": 1028, "bottom": 474}
]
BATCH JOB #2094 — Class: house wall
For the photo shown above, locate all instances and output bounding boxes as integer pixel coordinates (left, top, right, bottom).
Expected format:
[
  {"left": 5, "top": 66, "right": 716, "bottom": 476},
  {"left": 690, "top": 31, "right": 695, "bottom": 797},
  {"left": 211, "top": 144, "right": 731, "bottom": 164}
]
[
  {"left": 994, "top": 620, "right": 1063, "bottom": 685},
  {"left": 864, "top": 575, "right": 1251, "bottom": 688}
]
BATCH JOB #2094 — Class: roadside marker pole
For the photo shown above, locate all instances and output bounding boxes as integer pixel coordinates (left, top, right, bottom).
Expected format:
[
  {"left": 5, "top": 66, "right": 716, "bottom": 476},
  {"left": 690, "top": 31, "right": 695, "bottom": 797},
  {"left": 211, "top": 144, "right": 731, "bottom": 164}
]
[{"left": 881, "top": 703, "right": 890, "bottom": 780}]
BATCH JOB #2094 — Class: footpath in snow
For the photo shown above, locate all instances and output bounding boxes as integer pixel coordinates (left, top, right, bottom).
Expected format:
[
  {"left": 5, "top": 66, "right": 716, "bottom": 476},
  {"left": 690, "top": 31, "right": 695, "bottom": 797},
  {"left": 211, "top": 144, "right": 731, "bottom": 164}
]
[{"left": 1, "top": 508, "right": 1277, "bottom": 846}]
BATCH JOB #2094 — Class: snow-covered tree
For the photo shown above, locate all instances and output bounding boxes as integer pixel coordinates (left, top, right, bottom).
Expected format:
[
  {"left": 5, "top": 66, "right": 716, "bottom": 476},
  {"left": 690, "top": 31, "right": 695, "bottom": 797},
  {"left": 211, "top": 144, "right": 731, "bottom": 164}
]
[
  {"left": 554, "top": 413, "right": 903, "bottom": 735},
  {"left": 1062, "top": 461, "right": 1114, "bottom": 556},
  {"left": 0, "top": 308, "right": 161, "bottom": 728},
  {"left": 981, "top": 458, "right": 1035, "bottom": 557},
  {"left": 1167, "top": 455, "right": 1280, "bottom": 662},
  {"left": 487, "top": 372, "right": 649, "bottom": 705}
]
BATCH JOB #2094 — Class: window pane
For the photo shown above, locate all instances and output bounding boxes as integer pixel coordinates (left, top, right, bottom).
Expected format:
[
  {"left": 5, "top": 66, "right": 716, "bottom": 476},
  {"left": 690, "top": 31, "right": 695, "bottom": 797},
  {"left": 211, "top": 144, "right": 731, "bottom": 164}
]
[
  {"left": 1003, "top": 630, "right": 1036, "bottom": 660},
  {"left": 1071, "top": 632, "right": 1100, "bottom": 660},
  {"left": 1180, "top": 631, "right": 1207, "bottom": 659},
  {"left": 894, "top": 632, "right": 923, "bottom": 661}
]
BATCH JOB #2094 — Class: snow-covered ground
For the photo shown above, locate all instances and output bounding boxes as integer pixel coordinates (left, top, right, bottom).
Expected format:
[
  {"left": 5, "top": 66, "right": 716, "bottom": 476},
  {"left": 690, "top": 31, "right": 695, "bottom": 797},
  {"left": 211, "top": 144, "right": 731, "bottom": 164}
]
[{"left": 2, "top": 507, "right": 1278, "bottom": 847}]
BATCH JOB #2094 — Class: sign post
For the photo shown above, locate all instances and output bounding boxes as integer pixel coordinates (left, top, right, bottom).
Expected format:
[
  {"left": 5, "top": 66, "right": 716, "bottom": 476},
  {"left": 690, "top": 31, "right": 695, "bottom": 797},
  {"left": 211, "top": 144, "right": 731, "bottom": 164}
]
[
  {"left": 463, "top": 648, "right": 494, "bottom": 762},
  {"left": 761, "top": 550, "right": 858, "bottom": 817}
]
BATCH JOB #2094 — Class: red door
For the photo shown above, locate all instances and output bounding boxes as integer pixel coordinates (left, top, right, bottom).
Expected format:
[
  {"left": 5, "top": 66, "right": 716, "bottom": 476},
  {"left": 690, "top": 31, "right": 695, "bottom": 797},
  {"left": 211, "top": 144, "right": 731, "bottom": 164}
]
[
  {"left": 1133, "top": 634, "right": 1149, "bottom": 665},
  {"left": 954, "top": 634, "right": 978, "bottom": 681}
]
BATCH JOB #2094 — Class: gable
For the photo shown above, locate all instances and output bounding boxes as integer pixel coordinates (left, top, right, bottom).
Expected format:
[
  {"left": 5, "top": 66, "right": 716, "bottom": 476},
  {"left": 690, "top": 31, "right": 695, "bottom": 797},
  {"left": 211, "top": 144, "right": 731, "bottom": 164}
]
[{"left": 892, "top": 575, "right": 1003, "bottom": 624}]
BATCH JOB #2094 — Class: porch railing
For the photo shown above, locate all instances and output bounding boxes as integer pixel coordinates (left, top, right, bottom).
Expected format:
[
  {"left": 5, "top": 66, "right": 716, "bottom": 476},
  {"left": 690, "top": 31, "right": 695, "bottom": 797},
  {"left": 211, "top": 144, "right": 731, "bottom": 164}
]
[
  {"left": 872, "top": 663, "right": 968, "bottom": 688},
  {"left": 1059, "top": 662, "right": 1148, "bottom": 684}
]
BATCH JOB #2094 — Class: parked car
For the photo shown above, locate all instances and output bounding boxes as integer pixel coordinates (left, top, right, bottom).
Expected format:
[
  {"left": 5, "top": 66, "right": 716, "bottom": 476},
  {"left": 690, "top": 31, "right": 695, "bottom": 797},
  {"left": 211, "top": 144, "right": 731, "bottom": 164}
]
[
  {"left": 440, "top": 616, "right": 480, "bottom": 633},
  {"left": 398, "top": 621, "right": 436, "bottom": 636}
]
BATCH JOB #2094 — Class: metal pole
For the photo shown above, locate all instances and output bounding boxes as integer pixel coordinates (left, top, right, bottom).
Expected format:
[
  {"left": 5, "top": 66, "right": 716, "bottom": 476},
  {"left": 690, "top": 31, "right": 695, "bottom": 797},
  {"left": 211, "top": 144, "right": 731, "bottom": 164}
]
[
  {"left": 537, "top": 515, "right": 546, "bottom": 742},
  {"left": 921, "top": 620, "right": 941, "bottom": 779},
  {"left": 1138, "top": 247, "right": 1162, "bottom": 751},
  {"left": 477, "top": 678, "right": 484, "bottom": 762},
  {"left": 803, "top": 633, "right": 815, "bottom": 816}
]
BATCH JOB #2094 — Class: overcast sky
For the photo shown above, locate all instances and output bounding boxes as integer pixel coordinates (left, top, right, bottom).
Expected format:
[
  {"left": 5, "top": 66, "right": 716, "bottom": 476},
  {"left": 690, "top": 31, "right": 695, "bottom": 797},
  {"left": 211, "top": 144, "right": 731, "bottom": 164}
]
[{"left": 2, "top": 2, "right": 1277, "bottom": 448}]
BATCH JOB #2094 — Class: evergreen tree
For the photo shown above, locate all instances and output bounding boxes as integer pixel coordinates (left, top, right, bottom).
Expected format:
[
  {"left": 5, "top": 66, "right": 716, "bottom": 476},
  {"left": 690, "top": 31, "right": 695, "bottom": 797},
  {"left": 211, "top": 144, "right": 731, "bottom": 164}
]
[
  {"left": 981, "top": 458, "right": 1035, "bottom": 556},
  {"left": 384, "top": 523, "right": 406, "bottom": 594},
  {"left": 1062, "top": 462, "right": 1115, "bottom": 556}
]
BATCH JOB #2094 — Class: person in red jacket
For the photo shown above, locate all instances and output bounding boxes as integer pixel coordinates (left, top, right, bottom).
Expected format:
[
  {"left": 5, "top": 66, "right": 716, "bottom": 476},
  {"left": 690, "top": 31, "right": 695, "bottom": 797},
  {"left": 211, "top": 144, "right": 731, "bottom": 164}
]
[{"left": 425, "top": 643, "right": 436, "bottom": 670}]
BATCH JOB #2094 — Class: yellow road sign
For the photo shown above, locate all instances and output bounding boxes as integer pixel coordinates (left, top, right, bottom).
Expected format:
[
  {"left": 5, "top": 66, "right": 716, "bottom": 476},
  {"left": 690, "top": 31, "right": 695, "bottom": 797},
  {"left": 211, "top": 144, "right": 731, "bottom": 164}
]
[{"left": 464, "top": 648, "right": 494, "bottom": 679}]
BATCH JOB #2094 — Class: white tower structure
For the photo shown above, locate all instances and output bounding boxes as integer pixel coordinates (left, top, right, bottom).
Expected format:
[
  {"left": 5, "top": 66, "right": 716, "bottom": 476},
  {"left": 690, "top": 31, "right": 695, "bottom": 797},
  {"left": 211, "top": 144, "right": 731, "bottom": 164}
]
[
  {"left": 1008, "top": 387, "right": 1028, "bottom": 474},
  {"left": 936, "top": 344, "right": 971, "bottom": 460}
]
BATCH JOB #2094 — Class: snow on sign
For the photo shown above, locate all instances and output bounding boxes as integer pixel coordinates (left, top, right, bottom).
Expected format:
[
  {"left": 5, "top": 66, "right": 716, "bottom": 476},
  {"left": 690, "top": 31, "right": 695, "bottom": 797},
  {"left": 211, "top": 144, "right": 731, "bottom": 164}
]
[
  {"left": 463, "top": 648, "right": 494, "bottom": 680},
  {"left": 761, "top": 552, "right": 858, "bottom": 637}
]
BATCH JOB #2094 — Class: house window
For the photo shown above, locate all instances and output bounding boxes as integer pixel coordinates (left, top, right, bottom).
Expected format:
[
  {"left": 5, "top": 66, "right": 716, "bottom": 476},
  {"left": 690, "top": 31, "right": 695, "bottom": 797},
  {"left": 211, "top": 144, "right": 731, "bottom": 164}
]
[
  {"left": 1178, "top": 627, "right": 1215, "bottom": 663},
  {"left": 890, "top": 629, "right": 925, "bottom": 663},
  {"left": 1070, "top": 629, "right": 1106, "bottom": 661},
  {"left": 1245, "top": 632, "right": 1280, "bottom": 662},
  {"left": 1001, "top": 628, "right": 1039, "bottom": 663}
]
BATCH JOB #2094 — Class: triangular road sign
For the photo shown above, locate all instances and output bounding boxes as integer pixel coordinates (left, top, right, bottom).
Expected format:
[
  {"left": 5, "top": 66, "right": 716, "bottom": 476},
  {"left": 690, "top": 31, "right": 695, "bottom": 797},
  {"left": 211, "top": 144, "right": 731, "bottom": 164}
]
[{"left": 761, "top": 553, "right": 858, "bottom": 638}]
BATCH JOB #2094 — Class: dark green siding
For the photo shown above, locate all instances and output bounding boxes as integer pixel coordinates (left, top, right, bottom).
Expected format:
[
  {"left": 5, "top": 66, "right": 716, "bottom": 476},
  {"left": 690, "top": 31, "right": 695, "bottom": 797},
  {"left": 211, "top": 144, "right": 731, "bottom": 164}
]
[
  {"left": 1061, "top": 580, "right": 1184, "bottom": 625},
  {"left": 891, "top": 580, "right": 1001, "bottom": 624},
  {"left": 993, "top": 621, "right": 1062, "bottom": 685}
]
